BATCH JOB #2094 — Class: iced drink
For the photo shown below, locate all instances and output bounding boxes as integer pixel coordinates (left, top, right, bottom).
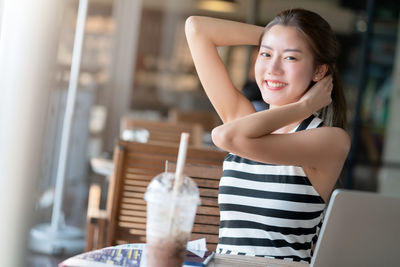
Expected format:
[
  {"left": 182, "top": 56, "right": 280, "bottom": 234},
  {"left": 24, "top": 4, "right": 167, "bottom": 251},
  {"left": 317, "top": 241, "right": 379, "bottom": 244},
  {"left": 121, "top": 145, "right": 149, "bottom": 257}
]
[{"left": 144, "top": 172, "right": 200, "bottom": 267}]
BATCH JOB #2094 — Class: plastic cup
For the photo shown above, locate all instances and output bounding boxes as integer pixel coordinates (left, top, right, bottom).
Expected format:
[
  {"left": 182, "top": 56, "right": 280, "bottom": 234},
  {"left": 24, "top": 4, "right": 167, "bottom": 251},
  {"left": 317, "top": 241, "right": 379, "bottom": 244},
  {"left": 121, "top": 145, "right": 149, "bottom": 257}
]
[{"left": 144, "top": 172, "right": 200, "bottom": 267}]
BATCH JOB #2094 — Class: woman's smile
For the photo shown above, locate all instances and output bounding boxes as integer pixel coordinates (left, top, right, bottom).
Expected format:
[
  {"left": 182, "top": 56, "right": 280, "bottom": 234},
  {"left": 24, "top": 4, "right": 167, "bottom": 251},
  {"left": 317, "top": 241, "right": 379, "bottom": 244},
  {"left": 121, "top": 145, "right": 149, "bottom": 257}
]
[{"left": 264, "top": 79, "right": 288, "bottom": 90}]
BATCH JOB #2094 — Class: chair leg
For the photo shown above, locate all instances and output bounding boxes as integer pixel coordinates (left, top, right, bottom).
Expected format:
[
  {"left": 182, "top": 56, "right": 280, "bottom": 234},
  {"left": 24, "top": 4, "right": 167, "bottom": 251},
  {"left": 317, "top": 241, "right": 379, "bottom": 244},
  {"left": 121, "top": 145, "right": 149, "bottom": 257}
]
[
  {"left": 97, "top": 218, "right": 106, "bottom": 249},
  {"left": 85, "top": 223, "right": 95, "bottom": 252}
]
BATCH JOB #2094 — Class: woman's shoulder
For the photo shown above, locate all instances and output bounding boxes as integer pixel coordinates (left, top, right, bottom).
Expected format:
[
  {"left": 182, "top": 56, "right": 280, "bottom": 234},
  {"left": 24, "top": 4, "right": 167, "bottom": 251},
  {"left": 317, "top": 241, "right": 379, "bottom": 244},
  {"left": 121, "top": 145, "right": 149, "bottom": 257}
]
[
  {"left": 320, "top": 126, "right": 350, "bottom": 140},
  {"left": 317, "top": 126, "right": 351, "bottom": 156},
  {"left": 305, "top": 113, "right": 350, "bottom": 144}
]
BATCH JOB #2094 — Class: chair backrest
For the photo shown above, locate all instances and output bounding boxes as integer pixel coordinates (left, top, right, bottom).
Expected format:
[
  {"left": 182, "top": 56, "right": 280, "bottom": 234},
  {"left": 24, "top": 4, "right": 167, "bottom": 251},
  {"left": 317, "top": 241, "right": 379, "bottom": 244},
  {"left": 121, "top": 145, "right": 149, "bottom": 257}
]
[
  {"left": 168, "top": 108, "right": 221, "bottom": 132},
  {"left": 168, "top": 162, "right": 222, "bottom": 251},
  {"left": 120, "top": 118, "right": 204, "bottom": 147},
  {"left": 106, "top": 140, "right": 226, "bottom": 251}
]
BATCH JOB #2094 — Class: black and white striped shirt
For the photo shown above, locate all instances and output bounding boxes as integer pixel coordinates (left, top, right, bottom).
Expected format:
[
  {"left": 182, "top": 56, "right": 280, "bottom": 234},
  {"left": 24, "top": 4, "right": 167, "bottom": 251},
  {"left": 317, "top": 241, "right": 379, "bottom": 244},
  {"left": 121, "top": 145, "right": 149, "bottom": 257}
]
[{"left": 217, "top": 115, "right": 326, "bottom": 263}]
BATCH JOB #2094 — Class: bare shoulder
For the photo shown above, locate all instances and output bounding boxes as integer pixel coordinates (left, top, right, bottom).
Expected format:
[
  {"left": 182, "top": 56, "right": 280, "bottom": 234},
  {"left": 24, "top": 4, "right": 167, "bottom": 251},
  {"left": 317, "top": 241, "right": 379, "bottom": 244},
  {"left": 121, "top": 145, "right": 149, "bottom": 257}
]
[
  {"left": 302, "top": 127, "right": 350, "bottom": 201},
  {"left": 317, "top": 126, "right": 351, "bottom": 156},
  {"left": 301, "top": 126, "right": 350, "bottom": 168}
]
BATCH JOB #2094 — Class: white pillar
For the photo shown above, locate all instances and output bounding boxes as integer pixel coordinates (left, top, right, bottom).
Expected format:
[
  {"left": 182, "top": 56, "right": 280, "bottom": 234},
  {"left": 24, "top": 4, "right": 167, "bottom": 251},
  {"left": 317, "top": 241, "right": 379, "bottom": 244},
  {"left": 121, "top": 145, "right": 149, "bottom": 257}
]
[
  {"left": 378, "top": 15, "right": 400, "bottom": 197},
  {"left": 104, "top": 0, "right": 142, "bottom": 152},
  {"left": 0, "top": 0, "right": 62, "bottom": 265},
  {"left": 0, "top": 0, "right": 4, "bottom": 35}
]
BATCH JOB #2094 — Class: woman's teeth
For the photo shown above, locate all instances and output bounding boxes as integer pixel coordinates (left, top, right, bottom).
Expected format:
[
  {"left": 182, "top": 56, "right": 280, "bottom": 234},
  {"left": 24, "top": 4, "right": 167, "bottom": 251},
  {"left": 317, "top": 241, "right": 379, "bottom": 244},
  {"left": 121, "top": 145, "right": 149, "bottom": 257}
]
[{"left": 267, "top": 81, "right": 286, "bottom": 88}]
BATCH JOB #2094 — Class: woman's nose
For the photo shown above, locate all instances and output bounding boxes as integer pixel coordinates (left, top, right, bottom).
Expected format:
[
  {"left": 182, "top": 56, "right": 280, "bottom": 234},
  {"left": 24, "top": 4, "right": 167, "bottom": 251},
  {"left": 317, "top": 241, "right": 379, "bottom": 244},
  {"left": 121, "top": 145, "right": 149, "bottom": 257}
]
[{"left": 267, "top": 58, "right": 282, "bottom": 75}]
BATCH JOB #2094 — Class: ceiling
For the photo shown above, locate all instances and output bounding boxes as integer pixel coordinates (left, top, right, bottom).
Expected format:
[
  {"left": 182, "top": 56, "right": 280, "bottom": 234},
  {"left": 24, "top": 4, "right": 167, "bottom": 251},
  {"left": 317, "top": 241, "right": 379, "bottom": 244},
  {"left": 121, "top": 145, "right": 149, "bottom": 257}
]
[
  {"left": 90, "top": 0, "right": 356, "bottom": 34},
  {"left": 142, "top": 0, "right": 356, "bottom": 33}
]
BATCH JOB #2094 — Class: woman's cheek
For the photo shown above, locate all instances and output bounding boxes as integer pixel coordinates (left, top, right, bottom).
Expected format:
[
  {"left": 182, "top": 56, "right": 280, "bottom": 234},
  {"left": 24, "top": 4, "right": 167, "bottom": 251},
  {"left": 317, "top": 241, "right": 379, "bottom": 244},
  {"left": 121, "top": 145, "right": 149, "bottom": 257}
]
[{"left": 254, "top": 58, "right": 264, "bottom": 78}]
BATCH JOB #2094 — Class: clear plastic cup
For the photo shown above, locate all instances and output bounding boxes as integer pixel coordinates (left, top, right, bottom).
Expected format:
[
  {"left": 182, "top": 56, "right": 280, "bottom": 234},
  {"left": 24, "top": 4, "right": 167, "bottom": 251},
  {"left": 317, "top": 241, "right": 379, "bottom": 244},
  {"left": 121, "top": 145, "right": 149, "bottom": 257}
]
[{"left": 144, "top": 172, "right": 200, "bottom": 267}]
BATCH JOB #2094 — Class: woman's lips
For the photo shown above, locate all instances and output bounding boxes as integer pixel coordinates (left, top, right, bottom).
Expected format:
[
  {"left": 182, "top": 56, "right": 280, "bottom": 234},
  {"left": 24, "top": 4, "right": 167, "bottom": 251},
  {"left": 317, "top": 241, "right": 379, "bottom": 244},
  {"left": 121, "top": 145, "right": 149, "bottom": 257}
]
[{"left": 264, "top": 80, "right": 287, "bottom": 90}]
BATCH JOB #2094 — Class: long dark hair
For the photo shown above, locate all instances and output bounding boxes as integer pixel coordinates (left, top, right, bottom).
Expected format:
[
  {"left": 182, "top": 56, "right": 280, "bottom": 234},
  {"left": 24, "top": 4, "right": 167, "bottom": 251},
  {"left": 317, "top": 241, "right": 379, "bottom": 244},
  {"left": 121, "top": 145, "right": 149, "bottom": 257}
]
[{"left": 259, "top": 8, "right": 347, "bottom": 129}]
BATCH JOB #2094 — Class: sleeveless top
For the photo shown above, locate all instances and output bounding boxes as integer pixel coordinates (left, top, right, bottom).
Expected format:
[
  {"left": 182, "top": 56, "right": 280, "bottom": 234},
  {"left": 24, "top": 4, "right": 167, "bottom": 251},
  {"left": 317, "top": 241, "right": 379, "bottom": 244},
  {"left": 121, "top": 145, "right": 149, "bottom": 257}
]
[{"left": 216, "top": 115, "right": 326, "bottom": 263}]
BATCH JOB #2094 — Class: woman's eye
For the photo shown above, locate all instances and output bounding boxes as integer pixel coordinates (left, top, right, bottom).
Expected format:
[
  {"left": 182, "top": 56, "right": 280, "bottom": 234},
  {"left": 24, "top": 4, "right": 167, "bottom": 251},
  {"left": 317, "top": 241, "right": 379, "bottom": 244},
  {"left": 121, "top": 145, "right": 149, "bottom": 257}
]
[
  {"left": 260, "top": 52, "right": 270, "bottom": 57},
  {"left": 285, "top": 56, "right": 296, "bottom": 61}
]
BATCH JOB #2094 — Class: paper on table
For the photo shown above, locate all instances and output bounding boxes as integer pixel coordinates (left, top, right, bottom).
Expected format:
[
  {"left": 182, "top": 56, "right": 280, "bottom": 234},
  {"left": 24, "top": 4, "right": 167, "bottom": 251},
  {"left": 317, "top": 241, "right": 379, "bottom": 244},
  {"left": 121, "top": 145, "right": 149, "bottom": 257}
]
[
  {"left": 59, "top": 244, "right": 144, "bottom": 267},
  {"left": 114, "top": 243, "right": 147, "bottom": 267},
  {"left": 186, "top": 238, "right": 207, "bottom": 258},
  {"left": 115, "top": 240, "right": 208, "bottom": 265},
  {"left": 114, "top": 240, "right": 207, "bottom": 265}
]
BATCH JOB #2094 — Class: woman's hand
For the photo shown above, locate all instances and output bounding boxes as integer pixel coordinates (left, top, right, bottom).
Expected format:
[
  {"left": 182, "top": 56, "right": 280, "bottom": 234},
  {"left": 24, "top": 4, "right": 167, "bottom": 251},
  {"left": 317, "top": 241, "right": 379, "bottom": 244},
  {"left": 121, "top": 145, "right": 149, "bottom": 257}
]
[{"left": 300, "top": 75, "right": 333, "bottom": 114}]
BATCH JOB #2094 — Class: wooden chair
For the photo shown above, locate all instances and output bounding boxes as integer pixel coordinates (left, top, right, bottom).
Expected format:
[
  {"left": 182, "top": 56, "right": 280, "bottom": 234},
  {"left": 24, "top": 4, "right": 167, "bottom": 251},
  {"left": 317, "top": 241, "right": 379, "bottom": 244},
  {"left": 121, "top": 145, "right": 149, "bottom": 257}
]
[
  {"left": 167, "top": 162, "right": 222, "bottom": 251},
  {"left": 86, "top": 140, "right": 226, "bottom": 252},
  {"left": 168, "top": 108, "right": 221, "bottom": 132},
  {"left": 120, "top": 118, "right": 204, "bottom": 147}
]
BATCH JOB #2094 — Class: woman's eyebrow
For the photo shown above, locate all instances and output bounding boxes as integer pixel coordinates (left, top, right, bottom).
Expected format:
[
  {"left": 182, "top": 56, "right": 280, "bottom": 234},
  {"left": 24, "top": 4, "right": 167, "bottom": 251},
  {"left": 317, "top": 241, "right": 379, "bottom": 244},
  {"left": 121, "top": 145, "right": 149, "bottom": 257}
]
[
  {"left": 260, "top": 44, "right": 303, "bottom": 53},
  {"left": 284, "top": 48, "right": 302, "bottom": 53}
]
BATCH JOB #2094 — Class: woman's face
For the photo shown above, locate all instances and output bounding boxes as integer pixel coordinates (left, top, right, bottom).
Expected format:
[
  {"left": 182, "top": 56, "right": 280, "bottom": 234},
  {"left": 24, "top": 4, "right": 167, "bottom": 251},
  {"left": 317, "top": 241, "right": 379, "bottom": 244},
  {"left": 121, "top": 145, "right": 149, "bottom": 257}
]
[{"left": 254, "top": 25, "right": 316, "bottom": 107}]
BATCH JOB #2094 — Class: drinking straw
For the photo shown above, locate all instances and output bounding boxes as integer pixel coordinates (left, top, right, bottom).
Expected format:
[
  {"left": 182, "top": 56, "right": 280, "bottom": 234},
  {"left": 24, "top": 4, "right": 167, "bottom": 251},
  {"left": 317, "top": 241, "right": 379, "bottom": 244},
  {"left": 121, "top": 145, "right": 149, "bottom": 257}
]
[
  {"left": 173, "top": 133, "right": 189, "bottom": 194},
  {"left": 168, "top": 132, "right": 190, "bottom": 234}
]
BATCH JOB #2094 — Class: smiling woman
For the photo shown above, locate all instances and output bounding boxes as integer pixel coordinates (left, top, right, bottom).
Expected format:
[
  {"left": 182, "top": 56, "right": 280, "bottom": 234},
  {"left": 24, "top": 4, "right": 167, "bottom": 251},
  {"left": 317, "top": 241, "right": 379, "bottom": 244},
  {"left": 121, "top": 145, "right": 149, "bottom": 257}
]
[
  {"left": 185, "top": 9, "right": 350, "bottom": 263},
  {"left": 255, "top": 25, "right": 320, "bottom": 107}
]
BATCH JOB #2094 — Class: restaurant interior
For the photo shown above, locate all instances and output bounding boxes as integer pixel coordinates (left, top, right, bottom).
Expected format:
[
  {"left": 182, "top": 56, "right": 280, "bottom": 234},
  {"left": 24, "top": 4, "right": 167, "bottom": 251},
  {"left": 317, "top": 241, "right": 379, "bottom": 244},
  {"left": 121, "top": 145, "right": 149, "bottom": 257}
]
[{"left": 0, "top": 0, "right": 399, "bottom": 266}]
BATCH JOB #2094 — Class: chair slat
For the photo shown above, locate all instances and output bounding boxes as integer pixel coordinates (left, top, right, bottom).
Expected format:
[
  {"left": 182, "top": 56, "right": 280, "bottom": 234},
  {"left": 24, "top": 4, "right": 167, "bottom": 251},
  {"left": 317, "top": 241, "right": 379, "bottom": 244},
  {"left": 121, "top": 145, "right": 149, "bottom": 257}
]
[
  {"left": 119, "top": 222, "right": 146, "bottom": 230},
  {"left": 120, "top": 209, "right": 147, "bottom": 217},
  {"left": 199, "top": 188, "right": 219, "bottom": 198},
  {"left": 197, "top": 206, "right": 220, "bottom": 216},
  {"left": 121, "top": 203, "right": 146, "bottom": 211},
  {"left": 194, "top": 215, "right": 220, "bottom": 226},
  {"left": 121, "top": 197, "right": 146, "bottom": 205},
  {"left": 192, "top": 224, "right": 220, "bottom": 234},
  {"left": 119, "top": 215, "right": 146, "bottom": 223},
  {"left": 122, "top": 191, "right": 144, "bottom": 199},
  {"left": 199, "top": 197, "right": 218, "bottom": 206},
  {"left": 191, "top": 178, "right": 220, "bottom": 188}
]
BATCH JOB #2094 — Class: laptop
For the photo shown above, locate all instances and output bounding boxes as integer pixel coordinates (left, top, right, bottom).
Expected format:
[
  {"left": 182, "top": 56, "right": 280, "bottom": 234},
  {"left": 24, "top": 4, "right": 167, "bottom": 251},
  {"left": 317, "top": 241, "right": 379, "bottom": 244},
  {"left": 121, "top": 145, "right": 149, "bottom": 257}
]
[{"left": 311, "top": 189, "right": 400, "bottom": 267}]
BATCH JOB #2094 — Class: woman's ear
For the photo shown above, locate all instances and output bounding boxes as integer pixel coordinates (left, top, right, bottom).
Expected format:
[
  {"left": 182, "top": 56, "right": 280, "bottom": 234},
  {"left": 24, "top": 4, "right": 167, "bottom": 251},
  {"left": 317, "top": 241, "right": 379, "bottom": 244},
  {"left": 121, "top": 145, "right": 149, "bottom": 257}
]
[{"left": 312, "top": 64, "right": 329, "bottom": 82}]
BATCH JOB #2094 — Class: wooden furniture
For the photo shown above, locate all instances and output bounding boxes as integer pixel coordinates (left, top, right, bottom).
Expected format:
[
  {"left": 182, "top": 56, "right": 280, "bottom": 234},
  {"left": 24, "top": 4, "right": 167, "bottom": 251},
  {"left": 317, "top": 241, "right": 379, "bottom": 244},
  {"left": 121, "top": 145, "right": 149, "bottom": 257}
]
[
  {"left": 59, "top": 246, "right": 310, "bottom": 267},
  {"left": 212, "top": 254, "right": 309, "bottom": 267},
  {"left": 120, "top": 118, "right": 204, "bottom": 147},
  {"left": 86, "top": 140, "right": 226, "bottom": 252},
  {"left": 63, "top": 247, "right": 309, "bottom": 267},
  {"left": 167, "top": 162, "right": 222, "bottom": 251},
  {"left": 168, "top": 108, "right": 221, "bottom": 132}
]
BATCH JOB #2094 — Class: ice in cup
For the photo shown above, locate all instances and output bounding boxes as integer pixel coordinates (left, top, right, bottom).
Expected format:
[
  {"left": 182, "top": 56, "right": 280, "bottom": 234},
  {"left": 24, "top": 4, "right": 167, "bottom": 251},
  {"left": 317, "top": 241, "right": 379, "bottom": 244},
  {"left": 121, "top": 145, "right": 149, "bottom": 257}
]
[{"left": 144, "top": 172, "right": 200, "bottom": 267}]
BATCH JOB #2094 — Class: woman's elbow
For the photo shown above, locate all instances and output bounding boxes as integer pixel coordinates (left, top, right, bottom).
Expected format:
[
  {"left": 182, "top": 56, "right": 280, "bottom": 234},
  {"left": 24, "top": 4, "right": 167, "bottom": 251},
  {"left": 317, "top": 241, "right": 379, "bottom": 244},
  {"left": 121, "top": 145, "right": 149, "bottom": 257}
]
[
  {"left": 211, "top": 125, "right": 237, "bottom": 151},
  {"left": 211, "top": 126, "right": 223, "bottom": 148},
  {"left": 185, "top": 16, "right": 201, "bottom": 38}
]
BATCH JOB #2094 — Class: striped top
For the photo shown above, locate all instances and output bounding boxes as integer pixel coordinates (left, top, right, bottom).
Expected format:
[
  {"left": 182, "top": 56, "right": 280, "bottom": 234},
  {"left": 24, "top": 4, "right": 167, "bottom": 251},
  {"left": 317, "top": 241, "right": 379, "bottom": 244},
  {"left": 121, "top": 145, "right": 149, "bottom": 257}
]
[{"left": 217, "top": 115, "right": 326, "bottom": 263}]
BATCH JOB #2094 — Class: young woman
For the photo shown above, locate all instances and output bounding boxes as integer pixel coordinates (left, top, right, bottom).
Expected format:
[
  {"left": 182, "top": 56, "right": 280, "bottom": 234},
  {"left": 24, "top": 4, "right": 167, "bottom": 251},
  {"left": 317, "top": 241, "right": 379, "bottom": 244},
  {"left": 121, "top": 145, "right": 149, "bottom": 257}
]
[{"left": 185, "top": 9, "right": 350, "bottom": 263}]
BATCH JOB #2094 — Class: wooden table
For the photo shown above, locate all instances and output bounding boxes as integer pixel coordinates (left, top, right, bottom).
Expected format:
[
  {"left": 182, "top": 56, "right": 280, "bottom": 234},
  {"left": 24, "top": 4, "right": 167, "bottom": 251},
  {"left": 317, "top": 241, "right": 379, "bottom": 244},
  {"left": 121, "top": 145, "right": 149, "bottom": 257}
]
[
  {"left": 60, "top": 245, "right": 310, "bottom": 267},
  {"left": 210, "top": 253, "right": 310, "bottom": 267}
]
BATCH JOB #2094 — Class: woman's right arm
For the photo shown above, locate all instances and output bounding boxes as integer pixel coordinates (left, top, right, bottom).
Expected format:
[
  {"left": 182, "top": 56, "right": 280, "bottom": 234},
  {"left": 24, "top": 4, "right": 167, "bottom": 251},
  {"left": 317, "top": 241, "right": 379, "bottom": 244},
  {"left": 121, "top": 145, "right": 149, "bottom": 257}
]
[{"left": 185, "top": 16, "right": 264, "bottom": 123}]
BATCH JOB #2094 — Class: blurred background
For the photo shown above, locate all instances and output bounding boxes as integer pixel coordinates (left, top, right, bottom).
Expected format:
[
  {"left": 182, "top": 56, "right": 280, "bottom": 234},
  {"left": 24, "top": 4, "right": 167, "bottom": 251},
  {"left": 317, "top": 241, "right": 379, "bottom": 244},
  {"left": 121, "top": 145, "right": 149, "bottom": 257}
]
[{"left": 0, "top": 0, "right": 399, "bottom": 266}]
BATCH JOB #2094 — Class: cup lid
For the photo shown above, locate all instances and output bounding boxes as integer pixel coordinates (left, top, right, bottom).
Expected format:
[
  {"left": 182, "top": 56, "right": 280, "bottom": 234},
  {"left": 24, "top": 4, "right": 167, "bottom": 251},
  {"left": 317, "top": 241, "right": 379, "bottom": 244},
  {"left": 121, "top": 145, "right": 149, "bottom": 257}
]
[{"left": 144, "top": 172, "right": 200, "bottom": 204}]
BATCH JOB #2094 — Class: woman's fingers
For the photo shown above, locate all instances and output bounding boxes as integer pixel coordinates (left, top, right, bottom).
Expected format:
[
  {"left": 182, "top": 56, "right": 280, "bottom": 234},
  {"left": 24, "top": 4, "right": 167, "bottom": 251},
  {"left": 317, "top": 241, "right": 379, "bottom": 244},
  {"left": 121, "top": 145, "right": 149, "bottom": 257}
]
[{"left": 300, "top": 75, "right": 333, "bottom": 113}]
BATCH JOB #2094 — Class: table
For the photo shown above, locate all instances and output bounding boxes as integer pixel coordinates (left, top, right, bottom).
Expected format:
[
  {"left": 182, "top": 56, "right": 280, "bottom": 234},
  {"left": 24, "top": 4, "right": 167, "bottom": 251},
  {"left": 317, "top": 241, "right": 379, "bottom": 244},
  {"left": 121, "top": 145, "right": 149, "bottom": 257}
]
[
  {"left": 60, "top": 248, "right": 310, "bottom": 267},
  {"left": 210, "top": 253, "right": 309, "bottom": 267}
]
